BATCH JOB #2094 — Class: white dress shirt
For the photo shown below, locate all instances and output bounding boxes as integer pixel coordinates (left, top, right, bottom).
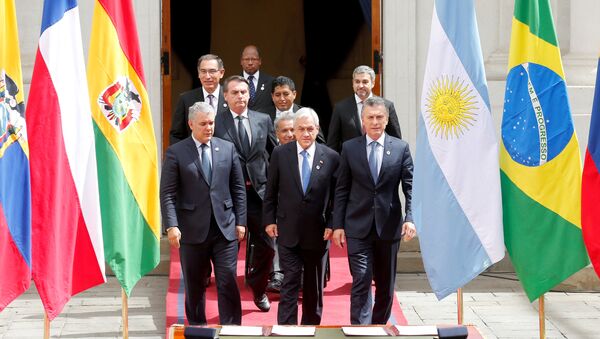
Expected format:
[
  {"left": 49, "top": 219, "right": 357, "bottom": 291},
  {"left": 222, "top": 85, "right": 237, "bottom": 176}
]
[{"left": 231, "top": 110, "right": 252, "bottom": 144}]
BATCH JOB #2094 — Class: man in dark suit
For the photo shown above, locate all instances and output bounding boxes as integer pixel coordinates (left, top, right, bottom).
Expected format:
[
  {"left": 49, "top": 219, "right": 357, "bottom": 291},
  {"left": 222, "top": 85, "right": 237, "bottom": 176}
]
[
  {"left": 264, "top": 108, "right": 340, "bottom": 325},
  {"left": 214, "top": 75, "right": 277, "bottom": 312},
  {"left": 326, "top": 65, "right": 403, "bottom": 152},
  {"left": 241, "top": 45, "right": 275, "bottom": 114},
  {"left": 160, "top": 101, "right": 246, "bottom": 325},
  {"left": 169, "top": 54, "right": 228, "bottom": 145},
  {"left": 268, "top": 76, "right": 325, "bottom": 144},
  {"left": 332, "top": 96, "right": 416, "bottom": 325},
  {"left": 266, "top": 76, "right": 300, "bottom": 122}
]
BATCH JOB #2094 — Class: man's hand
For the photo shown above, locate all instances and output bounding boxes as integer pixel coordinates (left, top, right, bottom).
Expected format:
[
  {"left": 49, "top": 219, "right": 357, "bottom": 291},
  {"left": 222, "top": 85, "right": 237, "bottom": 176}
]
[
  {"left": 265, "top": 224, "right": 278, "bottom": 238},
  {"left": 323, "top": 228, "right": 333, "bottom": 241},
  {"left": 332, "top": 229, "right": 346, "bottom": 248},
  {"left": 167, "top": 227, "right": 182, "bottom": 249},
  {"left": 402, "top": 222, "right": 416, "bottom": 242},
  {"left": 236, "top": 226, "right": 246, "bottom": 242}
]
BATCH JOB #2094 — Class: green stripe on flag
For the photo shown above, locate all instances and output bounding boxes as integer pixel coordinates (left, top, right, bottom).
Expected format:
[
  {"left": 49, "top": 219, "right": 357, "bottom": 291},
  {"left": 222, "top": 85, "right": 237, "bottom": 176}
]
[
  {"left": 501, "top": 171, "right": 589, "bottom": 301},
  {"left": 93, "top": 122, "right": 160, "bottom": 296},
  {"left": 514, "top": 0, "right": 558, "bottom": 46}
]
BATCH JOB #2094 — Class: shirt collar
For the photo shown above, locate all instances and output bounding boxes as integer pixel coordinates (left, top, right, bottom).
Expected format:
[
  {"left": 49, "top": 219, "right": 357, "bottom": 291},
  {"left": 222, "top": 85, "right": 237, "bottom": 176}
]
[
  {"left": 231, "top": 109, "right": 249, "bottom": 120},
  {"left": 203, "top": 85, "right": 220, "bottom": 99},
  {"left": 366, "top": 133, "right": 385, "bottom": 146},
  {"left": 243, "top": 70, "right": 260, "bottom": 80},
  {"left": 296, "top": 141, "right": 316, "bottom": 157},
  {"left": 354, "top": 93, "right": 372, "bottom": 105},
  {"left": 192, "top": 135, "right": 211, "bottom": 149}
]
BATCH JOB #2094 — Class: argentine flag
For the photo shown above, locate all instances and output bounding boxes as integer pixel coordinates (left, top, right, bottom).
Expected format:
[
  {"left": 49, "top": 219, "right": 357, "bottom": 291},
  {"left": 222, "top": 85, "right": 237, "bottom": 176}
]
[{"left": 413, "top": 0, "right": 505, "bottom": 300}]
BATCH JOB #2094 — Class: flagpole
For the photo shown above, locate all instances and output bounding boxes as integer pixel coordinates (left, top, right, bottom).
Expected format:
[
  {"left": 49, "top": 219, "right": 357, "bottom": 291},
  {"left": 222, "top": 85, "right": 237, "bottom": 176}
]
[
  {"left": 43, "top": 312, "right": 50, "bottom": 339},
  {"left": 539, "top": 294, "right": 546, "bottom": 339},
  {"left": 457, "top": 288, "right": 464, "bottom": 324},
  {"left": 122, "top": 288, "right": 129, "bottom": 339}
]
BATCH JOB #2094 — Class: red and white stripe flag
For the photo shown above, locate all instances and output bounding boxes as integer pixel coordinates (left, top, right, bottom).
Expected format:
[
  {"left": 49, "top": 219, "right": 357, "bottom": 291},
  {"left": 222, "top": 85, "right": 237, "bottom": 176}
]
[{"left": 26, "top": 0, "right": 105, "bottom": 320}]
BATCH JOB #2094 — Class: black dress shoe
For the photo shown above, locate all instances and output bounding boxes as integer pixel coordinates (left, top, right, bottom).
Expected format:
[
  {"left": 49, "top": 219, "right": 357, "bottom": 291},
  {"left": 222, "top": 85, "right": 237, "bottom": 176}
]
[
  {"left": 266, "top": 272, "right": 284, "bottom": 293},
  {"left": 253, "top": 293, "right": 270, "bottom": 312}
]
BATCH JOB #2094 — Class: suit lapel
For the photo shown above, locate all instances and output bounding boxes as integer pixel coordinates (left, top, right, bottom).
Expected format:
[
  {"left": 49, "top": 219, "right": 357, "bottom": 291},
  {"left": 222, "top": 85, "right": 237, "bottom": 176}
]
[
  {"left": 305, "top": 144, "right": 325, "bottom": 195},
  {"left": 356, "top": 136, "right": 373, "bottom": 185},
  {"left": 222, "top": 112, "right": 243, "bottom": 154},
  {"left": 350, "top": 100, "right": 362, "bottom": 135},
  {"left": 209, "top": 138, "right": 222, "bottom": 184},
  {"left": 248, "top": 111, "right": 260, "bottom": 156},
  {"left": 287, "top": 144, "right": 304, "bottom": 195},
  {"left": 376, "top": 135, "right": 393, "bottom": 186}
]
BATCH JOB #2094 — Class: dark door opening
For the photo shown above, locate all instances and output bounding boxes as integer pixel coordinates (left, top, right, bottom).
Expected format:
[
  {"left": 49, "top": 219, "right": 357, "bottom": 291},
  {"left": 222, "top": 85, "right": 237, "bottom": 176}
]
[{"left": 162, "top": 0, "right": 376, "bottom": 151}]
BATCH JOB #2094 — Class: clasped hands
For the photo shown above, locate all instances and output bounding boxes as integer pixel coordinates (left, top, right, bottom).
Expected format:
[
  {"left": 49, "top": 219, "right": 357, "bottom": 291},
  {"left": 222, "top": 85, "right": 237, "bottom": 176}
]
[{"left": 332, "top": 222, "right": 417, "bottom": 248}]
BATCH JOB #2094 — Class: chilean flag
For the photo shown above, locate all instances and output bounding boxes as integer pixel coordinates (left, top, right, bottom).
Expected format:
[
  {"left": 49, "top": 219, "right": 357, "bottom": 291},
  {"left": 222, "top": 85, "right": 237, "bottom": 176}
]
[
  {"left": 582, "top": 56, "right": 600, "bottom": 278},
  {"left": 26, "top": 0, "right": 105, "bottom": 320}
]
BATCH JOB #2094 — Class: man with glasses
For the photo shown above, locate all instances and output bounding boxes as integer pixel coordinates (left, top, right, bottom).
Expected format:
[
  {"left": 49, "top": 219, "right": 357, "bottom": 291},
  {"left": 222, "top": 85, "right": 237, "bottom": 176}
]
[
  {"left": 240, "top": 45, "right": 275, "bottom": 114},
  {"left": 170, "top": 54, "right": 228, "bottom": 145}
]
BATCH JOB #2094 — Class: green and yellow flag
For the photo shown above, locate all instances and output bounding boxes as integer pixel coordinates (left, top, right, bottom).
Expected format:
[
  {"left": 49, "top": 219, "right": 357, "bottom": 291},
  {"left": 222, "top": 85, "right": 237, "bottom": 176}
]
[
  {"left": 500, "top": 0, "right": 589, "bottom": 301},
  {"left": 87, "top": 0, "right": 160, "bottom": 295}
]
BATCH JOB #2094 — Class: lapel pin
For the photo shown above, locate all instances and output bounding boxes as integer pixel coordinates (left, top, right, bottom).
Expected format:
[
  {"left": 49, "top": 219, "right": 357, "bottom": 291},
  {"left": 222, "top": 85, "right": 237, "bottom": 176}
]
[
  {"left": 386, "top": 150, "right": 391, "bottom": 155},
  {"left": 260, "top": 84, "right": 265, "bottom": 91},
  {"left": 316, "top": 165, "right": 321, "bottom": 170},
  {"left": 215, "top": 147, "right": 220, "bottom": 152}
]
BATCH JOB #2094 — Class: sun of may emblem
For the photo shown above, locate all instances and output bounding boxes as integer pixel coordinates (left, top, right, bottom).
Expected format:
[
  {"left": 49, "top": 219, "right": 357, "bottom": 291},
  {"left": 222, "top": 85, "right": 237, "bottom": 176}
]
[
  {"left": 425, "top": 75, "right": 478, "bottom": 139},
  {"left": 98, "top": 76, "right": 142, "bottom": 133}
]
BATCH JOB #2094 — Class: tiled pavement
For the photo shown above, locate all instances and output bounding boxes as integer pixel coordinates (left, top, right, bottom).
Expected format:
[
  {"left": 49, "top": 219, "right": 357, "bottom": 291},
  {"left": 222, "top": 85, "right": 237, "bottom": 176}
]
[{"left": 1, "top": 274, "right": 599, "bottom": 338}]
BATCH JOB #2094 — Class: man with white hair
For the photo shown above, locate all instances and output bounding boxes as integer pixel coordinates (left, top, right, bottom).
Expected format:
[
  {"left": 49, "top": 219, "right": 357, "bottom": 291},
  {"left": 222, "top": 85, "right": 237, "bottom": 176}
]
[{"left": 263, "top": 108, "right": 340, "bottom": 325}]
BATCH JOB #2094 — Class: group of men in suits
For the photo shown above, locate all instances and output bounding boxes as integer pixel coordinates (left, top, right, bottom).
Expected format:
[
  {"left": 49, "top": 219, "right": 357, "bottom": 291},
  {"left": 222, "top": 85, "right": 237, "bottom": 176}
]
[{"left": 162, "top": 47, "right": 415, "bottom": 326}]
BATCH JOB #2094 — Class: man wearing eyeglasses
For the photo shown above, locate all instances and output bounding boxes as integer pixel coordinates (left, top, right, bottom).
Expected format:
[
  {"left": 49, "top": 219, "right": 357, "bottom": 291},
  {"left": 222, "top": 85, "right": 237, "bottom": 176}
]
[
  {"left": 170, "top": 54, "right": 228, "bottom": 145},
  {"left": 240, "top": 45, "right": 275, "bottom": 115}
]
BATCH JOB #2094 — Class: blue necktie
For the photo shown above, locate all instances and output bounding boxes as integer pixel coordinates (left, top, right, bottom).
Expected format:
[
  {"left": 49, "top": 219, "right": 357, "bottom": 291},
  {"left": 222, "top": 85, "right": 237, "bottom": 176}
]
[
  {"left": 369, "top": 141, "right": 379, "bottom": 184},
  {"left": 248, "top": 75, "right": 256, "bottom": 104},
  {"left": 200, "top": 144, "right": 212, "bottom": 184},
  {"left": 301, "top": 150, "right": 311, "bottom": 194}
]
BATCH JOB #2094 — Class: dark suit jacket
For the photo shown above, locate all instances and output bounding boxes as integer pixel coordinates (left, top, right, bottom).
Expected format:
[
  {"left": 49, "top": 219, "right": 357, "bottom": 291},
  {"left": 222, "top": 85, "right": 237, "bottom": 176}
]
[
  {"left": 246, "top": 72, "right": 275, "bottom": 114},
  {"left": 263, "top": 142, "right": 340, "bottom": 250},
  {"left": 326, "top": 96, "right": 403, "bottom": 152},
  {"left": 169, "top": 87, "right": 228, "bottom": 145},
  {"left": 214, "top": 110, "right": 277, "bottom": 200},
  {"left": 160, "top": 136, "right": 247, "bottom": 244},
  {"left": 333, "top": 134, "right": 413, "bottom": 240}
]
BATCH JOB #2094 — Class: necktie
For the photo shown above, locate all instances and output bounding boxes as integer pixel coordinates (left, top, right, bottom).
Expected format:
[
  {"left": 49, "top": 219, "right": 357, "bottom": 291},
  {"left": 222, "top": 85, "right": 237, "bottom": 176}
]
[
  {"left": 301, "top": 150, "right": 311, "bottom": 194},
  {"left": 200, "top": 144, "right": 212, "bottom": 184},
  {"left": 358, "top": 101, "right": 364, "bottom": 131},
  {"left": 369, "top": 141, "right": 379, "bottom": 184},
  {"left": 236, "top": 116, "right": 251, "bottom": 156},
  {"left": 248, "top": 75, "right": 256, "bottom": 104},
  {"left": 207, "top": 94, "right": 214, "bottom": 108}
]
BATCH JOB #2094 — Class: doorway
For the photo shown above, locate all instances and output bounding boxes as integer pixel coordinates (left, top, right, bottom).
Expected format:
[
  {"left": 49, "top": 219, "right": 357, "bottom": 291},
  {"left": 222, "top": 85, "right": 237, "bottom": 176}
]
[{"left": 161, "top": 0, "right": 380, "bottom": 152}]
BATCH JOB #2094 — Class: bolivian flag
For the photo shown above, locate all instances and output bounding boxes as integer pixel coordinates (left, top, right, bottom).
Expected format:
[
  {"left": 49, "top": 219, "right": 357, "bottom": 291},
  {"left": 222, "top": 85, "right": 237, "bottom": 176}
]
[
  {"left": 501, "top": 0, "right": 589, "bottom": 301},
  {"left": 87, "top": 0, "right": 160, "bottom": 295}
]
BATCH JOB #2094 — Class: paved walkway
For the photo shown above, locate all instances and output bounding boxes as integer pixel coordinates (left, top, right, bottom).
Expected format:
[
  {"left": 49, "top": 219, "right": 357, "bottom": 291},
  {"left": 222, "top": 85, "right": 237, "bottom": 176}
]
[{"left": 1, "top": 274, "right": 599, "bottom": 338}]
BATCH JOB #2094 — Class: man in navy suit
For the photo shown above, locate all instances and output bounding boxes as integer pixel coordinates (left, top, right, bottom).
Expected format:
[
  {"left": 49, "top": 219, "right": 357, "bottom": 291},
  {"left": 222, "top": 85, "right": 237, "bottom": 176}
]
[
  {"left": 240, "top": 45, "right": 275, "bottom": 114},
  {"left": 214, "top": 75, "right": 278, "bottom": 312},
  {"left": 169, "top": 54, "right": 228, "bottom": 145},
  {"left": 326, "top": 65, "right": 403, "bottom": 152},
  {"left": 332, "top": 96, "right": 416, "bottom": 325},
  {"left": 160, "top": 101, "right": 246, "bottom": 325},
  {"left": 263, "top": 108, "right": 340, "bottom": 325}
]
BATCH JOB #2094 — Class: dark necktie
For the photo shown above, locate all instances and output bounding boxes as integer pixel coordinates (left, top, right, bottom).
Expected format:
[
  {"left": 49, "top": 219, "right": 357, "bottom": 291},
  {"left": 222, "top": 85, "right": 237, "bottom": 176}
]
[
  {"left": 207, "top": 94, "right": 214, "bottom": 108},
  {"left": 236, "top": 116, "right": 251, "bottom": 156},
  {"left": 200, "top": 144, "right": 212, "bottom": 184},
  {"left": 300, "top": 150, "right": 311, "bottom": 194},
  {"left": 369, "top": 141, "right": 379, "bottom": 184},
  {"left": 248, "top": 75, "right": 256, "bottom": 104}
]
